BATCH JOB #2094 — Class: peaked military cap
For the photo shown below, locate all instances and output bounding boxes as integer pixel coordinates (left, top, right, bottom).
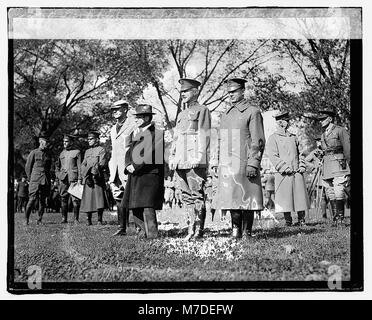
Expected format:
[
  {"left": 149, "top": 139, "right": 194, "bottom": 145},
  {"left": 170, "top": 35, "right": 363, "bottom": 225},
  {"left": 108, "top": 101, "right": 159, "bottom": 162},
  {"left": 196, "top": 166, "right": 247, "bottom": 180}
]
[
  {"left": 63, "top": 134, "right": 76, "bottom": 140},
  {"left": 318, "top": 109, "right": 336, "bottom": 120},
  {"left": 179, "top": 78, "right": 201, "bottom": 92},
  {"left": 111, "top": 99, "right": 129, "bottom": 110},
  {"left": 87, "top": 130, "right": 100, "bottom": 138},
  {"left": 225, "top": 78, "right": 247, "bottom": 92},
  {"left": 134, "top": 104, "right": 155, "bottom": 115},
  {"left": 274, "top": 110, "right": 290, "bottom": 121}
]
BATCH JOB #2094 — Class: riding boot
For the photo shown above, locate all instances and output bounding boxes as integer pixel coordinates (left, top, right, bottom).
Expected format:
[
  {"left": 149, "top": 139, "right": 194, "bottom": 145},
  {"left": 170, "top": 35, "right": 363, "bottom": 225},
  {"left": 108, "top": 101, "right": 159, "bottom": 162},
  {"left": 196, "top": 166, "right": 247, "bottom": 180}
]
[
  {"left": 283, "top": 212, "right": 293, "bottom": 226},
  {"left": 336, "top": 199, "right": 345, "bottom": 224},
  {"left": 297, "top": 211, "right": 306, "bottom": 225},
  {"left": 25, "top": 200, "right": 33, "bottom": 225},
  {"left": 37, "top": 203, "right": 44, "bottom": 225},
  {"left": 185, "top": 207, "right": 196, "bottom": 241},
  {"left": 330, "top": 200, "right": 338, "bottom": 223},
  {"left": 113, "top": 205, "right": 127, "bottom": 236},
  {"left": 73, "top": 203, "right": 80, "bottom": 223},
  {"left": 231, "top": 210, "right": 242, "bottom": 238},
  {"left": 97, "top": 208, "right": 104, "bottom": 225},
  {"left": 193, "top": 208, "right": 206, "bottom": 239},
  {"left": 242, "top": 210, "right": 255, "bottom": 238},
  {"left": 61, "top": 202, "right": 68, "bottom": 223},
  {"left": 87, "top": 212, "right": 92, "bottom": 226},
  {"left": 143, "top": 208, "right": 158, "bottom": 239},
  {"left": 116, "top": 200, "right": 121, "bottom": 225}
]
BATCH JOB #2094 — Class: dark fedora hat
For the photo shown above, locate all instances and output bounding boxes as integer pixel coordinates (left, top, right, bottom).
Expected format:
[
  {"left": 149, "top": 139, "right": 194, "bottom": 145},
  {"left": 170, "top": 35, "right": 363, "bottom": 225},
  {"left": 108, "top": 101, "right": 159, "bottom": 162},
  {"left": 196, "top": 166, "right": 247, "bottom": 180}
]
[{"left": 134, "top": 104, "right": 155, "bottom": 115}]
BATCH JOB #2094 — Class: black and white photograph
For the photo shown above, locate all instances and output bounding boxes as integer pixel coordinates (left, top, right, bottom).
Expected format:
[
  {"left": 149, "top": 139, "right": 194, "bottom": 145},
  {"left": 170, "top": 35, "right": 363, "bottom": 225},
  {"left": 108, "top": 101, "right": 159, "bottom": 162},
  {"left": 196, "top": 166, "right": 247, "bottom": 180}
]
[{"left": 6, "top": 4, "right": 364, "bottom": 295}]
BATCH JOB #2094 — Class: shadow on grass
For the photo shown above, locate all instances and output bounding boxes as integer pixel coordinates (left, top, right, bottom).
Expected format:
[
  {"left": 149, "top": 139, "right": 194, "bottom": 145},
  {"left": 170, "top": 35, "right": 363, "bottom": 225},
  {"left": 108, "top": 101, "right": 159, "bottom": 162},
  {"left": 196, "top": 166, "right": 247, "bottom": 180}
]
[{"left": 253, "top": 225, "right": 326, "bottom": 240}]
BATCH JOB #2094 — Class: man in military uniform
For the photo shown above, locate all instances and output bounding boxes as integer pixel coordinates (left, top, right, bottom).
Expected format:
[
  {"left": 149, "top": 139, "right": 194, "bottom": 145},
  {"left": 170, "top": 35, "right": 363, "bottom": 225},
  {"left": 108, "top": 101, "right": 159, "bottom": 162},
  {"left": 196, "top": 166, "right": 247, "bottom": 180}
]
[
  {"left": 80, "top": 131, "right": 108, "bottom": 225},
  {"left": 318, "top": 109, "right": 350, "bottom": 225},
  {"left": 266, "top": 111, "right": 310, "bottom": 226},
  {"left": 56, "top": 134, "right": 82, "bottom": 223},
  {"left": 212, "top": 78, "right": 265, "bottom": 238},
  {"left": 24, "top": 132, "right": 52, "bottom": 225},
  {"left": 169, "top": 78, "right": 211, "bottom": 240},
  {"left": 108, "top": 100, "right": 137, "bottom": 236}
]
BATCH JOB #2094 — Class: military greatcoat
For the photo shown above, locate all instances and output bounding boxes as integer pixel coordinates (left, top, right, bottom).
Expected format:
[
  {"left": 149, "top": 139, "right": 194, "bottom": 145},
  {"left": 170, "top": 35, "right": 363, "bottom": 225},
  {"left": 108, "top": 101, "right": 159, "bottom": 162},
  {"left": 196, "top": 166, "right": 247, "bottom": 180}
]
[{"left": 213, "top": 98, "right": 265, "bottom": 210}]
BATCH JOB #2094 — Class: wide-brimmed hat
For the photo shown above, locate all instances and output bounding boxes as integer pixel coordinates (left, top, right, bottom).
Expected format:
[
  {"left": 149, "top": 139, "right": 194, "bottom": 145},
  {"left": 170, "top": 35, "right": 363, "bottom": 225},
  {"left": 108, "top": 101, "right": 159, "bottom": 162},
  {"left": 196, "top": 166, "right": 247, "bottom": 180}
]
[
  {"left": 133, "top": 104, "right": 155, "bottom": 115},
  {"left": 179, "top": 78, "right": 201, "bottom": 92},
  {"left": 110, "top": 99, "right": 129, "bottom": 110}
]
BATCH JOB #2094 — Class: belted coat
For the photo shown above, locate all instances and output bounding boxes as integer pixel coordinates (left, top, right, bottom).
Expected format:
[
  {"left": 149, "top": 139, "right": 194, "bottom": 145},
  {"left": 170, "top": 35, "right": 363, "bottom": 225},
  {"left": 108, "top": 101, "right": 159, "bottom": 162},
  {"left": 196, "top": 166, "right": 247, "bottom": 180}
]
[
  {"left": 266, "top": 127, "right": 310, "bottom": 213},
  {"left": 25, "top": 148, "right": 52, "bottom": 195},
  {"left": 212, "top": 98, "right": 265, "bottom": 210},
  {"left": 56, "top": 148, "right": 82, "bottom": 183}
]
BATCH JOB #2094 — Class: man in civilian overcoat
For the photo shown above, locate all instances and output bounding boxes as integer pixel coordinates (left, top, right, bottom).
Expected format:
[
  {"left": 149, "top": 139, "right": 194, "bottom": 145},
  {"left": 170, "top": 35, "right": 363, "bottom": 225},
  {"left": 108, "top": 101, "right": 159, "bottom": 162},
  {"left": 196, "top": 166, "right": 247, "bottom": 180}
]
[
  {"left": 212, "top": 78, "right": 265, "bottom": 239},
  {"left": 266, "top": 111, "right": 310, "bottom": 226},
  {"left": 108, "top": 100, "right": 137, "bottom": 236},
  {"left": 121, "top": 104, "right": 164, "bottom": 239},
  {"left": 24, "top": 131, "right": 52, "bottom": 225}
]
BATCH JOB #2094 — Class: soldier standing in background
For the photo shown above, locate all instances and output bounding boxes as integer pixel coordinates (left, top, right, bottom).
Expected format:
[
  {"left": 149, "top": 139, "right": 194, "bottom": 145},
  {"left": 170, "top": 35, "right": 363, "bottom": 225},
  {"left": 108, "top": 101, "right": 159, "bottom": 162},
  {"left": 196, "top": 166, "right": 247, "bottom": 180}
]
[
  {"left": 56, "top": 134, "right": 82, "bottom": 223},
  {"left": 24, "top": 132, "right": 52, "bottom": 225},
  {"left": 266, "top": 111, "right": 310, "bottom": 226},
  {"left": 212, "top": 78, "right": 265, "bottom": 239},
  {"left": 318, "top": 109, "right": 350, "bottom": 225},
  {"left": 169, "top": 78, "right": 211, "bottom": 241},
  {"left": 80, "top": 131, "right": 108, "bottom": 226},
  {"left": 108, "top": 100, "right": 137, "bottom": 236},
  {"left": 16, "top": 176, "right": 29, "bottom": 213}
]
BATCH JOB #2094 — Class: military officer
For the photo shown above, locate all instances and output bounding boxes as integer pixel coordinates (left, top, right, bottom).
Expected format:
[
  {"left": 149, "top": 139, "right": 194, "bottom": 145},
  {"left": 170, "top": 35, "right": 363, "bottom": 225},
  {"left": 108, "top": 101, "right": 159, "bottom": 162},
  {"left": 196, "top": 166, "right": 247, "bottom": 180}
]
[
  {"left": 80, "top": 131, "right": 108, "bottom": 225},
  {"left": 24, "top": 131, "right": 52, "bottom": 225},
  {"left": 318, "top": 109, "right": 350, "bottom": 225},
  {"left": 108, "top": 99, "right": 137, "bottom": 236},
  {"left": 266, "top": 111, "right": 310, "bottom": 226},
  {"left": 212, "top": 78, "right": 265, "bottom": 238},
  {"left": 169, "top": 78, "right": 211, "bottom": 240},
  {"left": 121, "top": 104, "right": 164, "bottom": 239},
  {"left": 56, "top": 134, "right": 82, "bottom": 223}
]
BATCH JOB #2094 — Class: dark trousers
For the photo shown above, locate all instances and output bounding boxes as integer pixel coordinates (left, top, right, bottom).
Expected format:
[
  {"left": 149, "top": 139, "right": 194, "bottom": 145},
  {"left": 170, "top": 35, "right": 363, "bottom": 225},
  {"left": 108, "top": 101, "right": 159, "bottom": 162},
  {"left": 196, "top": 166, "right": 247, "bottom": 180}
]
[
  {"left": 17, "top": 196, "right": 28, "bottom": 212},
  {"left": 132, "top": 207, "right": 158, "bottom": 238},
  {"left": 25, "top": 184, "right": 49, "bottom": 222}
]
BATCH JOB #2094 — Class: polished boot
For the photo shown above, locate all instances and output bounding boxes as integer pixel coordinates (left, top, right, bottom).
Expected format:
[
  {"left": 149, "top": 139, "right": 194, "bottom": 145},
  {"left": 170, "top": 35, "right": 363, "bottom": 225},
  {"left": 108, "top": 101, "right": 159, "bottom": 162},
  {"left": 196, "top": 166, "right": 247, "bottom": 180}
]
[
  {"left": 283, "top": 212, "right": 292, "bottom": 226},
  {"left": 24, "top": 201, "right": 33, "bottom": 225},
  {"left": 231, "top": 210, "right": 242, "bottom": 238},
  {"left": 61, "top": 202, "right": 68, "bottom": 223},
  {"left": 185, "top": 207, "right": 196, "bottom": 241},
  {"left": 242, "top": 210, "right": 255, "bottom": 238},
  {"left": 87, "top": 212, "right": 92, "bottom": 226},
  {"left": 97, "top": 209, "right": 104, "bottom": 225},
  {"left": 193, "top": 208, "right": 206, "bottom": 239},
  {"left": 37, "top": 204, "right": 44, "bottom": 225},
  {"left": 113, "top": 205, "right": 127, "bottom": 236},
  {"left": 336, "top": 199, "right": 345, "bottom": 225},
  {"left": 143, "top": 208, "right": 158, "bottom": 239},
  {"left": 297, "top": 211, "right": 306, "bottom": 226},
  {"left": 329, "top": 199, "right": 338, "bottom": 224}
]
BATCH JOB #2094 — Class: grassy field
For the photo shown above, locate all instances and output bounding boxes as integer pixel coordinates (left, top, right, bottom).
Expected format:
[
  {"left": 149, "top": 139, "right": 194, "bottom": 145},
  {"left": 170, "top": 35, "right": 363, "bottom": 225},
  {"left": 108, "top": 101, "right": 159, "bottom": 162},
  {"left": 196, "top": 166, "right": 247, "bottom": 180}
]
[{"left": 12, "top": 207, "right": 350, "bottom": 283}]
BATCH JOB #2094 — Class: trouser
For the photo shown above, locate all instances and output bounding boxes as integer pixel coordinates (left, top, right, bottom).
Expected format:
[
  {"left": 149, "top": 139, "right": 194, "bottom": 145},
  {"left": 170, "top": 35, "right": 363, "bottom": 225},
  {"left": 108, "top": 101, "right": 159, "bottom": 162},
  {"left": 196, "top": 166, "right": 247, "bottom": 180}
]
[
  {"left": 86, "top": 208, "right": 104, "bottom": 225},
  {"left": 59, "top": 179, "right": 80, "bottom": 222},
  {"left": 132, "top": 207, "right": 158, "bottom": 238},
  {"left": 230, "top": 210, "right": 255, "bottom": 238},
  {"left": 17, "top": 196, "right": 28, "bottom": 213},
  {"left": 323, "top": 175, "right": 349, "bottom": 221},
  {"left": 117, "top": 201, "right": 130, "bottom": 232},
  {"left": 25, "top": 183, "right": 49, "bottom": 223}
]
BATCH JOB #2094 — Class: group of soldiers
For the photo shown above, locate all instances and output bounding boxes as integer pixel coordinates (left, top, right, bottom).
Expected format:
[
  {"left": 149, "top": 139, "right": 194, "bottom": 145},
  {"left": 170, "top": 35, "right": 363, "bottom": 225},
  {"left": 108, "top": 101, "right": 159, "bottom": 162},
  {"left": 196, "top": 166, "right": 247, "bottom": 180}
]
[{"left": 19, "top": 76, "right": 351, "bottom": 240}]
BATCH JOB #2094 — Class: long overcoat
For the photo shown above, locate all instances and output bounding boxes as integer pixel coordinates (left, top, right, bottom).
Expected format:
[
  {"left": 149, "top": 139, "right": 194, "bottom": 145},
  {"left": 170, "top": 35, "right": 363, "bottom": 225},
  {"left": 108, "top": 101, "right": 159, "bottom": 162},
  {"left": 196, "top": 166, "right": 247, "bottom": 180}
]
[
  {"left": 108, "top": 116, "right": 136, "bottom": 186},
  {"left": 266, "top": 127, "right": 310, "bottom": 213},
  {"left": 213, "top": 98, "right": 265, "bottom": 210},
  {"left": 80, "top": 145, "right": 108, "bottom": 212},
  {"left": 122, "top": 123, "right": 164, "bottom": 210}
]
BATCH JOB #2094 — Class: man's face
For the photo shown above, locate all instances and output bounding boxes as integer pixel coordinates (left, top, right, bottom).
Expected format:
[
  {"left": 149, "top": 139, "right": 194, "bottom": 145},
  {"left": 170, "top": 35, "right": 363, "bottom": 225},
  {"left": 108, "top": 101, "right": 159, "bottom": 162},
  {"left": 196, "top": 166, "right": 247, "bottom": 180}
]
[
  {"left": 39, "top": 138, "right": 48, "bottom": 150},
  {"left": 87, "top": 136, "right": 97, "bottom": 147},
  {"left": 321, "top": 116, "right": 332, "bottom": 128},
  {"left": 181, "top": 88, "right": 197, "bottom": 104},
  {"left": 112, "top": 107, "right": 127, "bottom": 120},
  {"left": 63, "top": 138, "right": 71, "bottom": 149},
  {"left": 278, "top": 119, "right": 289, "bottom": 130},
  {"left": 135, "top": 114, "right": 151, "bottom": 128},
  {"left": 228, "top": 88, "right": 245, "bottom": 104}
]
